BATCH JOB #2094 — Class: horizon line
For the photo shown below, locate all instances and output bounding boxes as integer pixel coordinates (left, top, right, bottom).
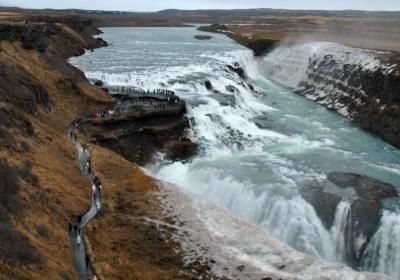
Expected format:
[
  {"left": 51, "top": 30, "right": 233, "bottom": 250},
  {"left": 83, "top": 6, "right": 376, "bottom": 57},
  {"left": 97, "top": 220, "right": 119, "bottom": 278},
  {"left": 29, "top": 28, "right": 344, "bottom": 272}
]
[{"left": 2, "top": 6, "right": 400, "bottom": 13}]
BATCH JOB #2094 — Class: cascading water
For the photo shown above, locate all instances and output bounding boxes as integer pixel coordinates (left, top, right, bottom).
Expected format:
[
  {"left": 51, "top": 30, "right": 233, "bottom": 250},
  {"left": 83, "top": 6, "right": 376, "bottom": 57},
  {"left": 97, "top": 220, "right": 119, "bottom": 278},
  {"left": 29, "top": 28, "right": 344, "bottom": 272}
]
[
  {"left": 330, "top": 201, "right": 352, "bottom": 262},
  {"left": 70, "top": 27, "right": 400, "bottom": 279},
  {"left": 362, "top": 209, "right": 400, "bottom": 278}
]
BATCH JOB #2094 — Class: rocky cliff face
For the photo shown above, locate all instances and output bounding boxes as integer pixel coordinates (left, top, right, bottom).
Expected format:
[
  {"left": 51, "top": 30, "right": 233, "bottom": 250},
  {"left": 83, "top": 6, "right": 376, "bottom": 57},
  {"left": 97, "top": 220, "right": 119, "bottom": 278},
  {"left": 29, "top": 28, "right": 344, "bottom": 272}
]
[
  {"left": 198, "top": 24, "right": 277, "bottom": 56},
  {"left": 258, "top": 42, "right": 400, "bottom": 148},
  {"left": 0, "top": 16, "right": 107, "bottom": 57},
  {"left": 81, "top": 86, "right": 197, "bottom": 165}
]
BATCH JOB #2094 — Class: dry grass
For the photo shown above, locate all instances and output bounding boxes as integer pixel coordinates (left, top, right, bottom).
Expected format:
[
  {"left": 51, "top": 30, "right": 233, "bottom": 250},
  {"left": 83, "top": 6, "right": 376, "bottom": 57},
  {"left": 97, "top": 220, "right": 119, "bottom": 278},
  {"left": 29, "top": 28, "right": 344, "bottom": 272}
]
[
  {"left": 86, "top": 145, "right": 215, "bottom": 279},
  {"left": 0, "top": 26, "right": 111, "bottom": 277},
  {"left": 224, "top": 16, "right": 400, "bottom": 52}
]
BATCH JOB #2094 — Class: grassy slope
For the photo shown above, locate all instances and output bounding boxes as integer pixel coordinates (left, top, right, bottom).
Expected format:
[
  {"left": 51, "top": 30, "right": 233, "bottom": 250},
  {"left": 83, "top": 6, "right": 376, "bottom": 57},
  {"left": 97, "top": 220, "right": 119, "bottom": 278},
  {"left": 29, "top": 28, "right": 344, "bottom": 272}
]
[
  {"left": 0, "top": 13, "right": 216, "bottom": 280},
  {"left": 0, "top": 16, "right": 112, "bottom": 279}
]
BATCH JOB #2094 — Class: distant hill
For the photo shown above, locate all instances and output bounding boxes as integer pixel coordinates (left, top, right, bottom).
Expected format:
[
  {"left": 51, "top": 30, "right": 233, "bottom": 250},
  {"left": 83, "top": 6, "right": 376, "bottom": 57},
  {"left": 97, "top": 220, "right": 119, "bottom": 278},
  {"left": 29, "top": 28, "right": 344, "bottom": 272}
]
[{"left": 157, "top": 8, "right": 400, "bottom": 19}]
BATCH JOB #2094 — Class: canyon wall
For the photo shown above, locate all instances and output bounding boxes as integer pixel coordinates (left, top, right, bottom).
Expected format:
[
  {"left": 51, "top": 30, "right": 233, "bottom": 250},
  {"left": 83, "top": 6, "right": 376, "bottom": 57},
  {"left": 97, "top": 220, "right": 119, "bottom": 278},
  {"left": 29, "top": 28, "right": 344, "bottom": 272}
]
[{"left": 258, "top": 42, "right": 400, "bottom": 148}]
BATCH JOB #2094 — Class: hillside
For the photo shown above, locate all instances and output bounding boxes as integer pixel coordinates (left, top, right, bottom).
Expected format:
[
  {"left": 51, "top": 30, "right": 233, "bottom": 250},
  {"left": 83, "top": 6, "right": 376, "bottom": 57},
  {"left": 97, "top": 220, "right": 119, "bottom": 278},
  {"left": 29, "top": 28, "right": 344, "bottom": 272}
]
[{"left": 0, "top": 13, "right": 210, "bottom": 280}]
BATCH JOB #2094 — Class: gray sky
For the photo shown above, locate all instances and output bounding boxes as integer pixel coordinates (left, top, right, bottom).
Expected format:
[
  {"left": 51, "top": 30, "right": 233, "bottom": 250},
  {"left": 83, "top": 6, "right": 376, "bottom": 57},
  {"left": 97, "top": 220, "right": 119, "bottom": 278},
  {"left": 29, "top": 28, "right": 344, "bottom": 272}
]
[{"left": 4, "top": 0, "right": 400, "bottom": 12}]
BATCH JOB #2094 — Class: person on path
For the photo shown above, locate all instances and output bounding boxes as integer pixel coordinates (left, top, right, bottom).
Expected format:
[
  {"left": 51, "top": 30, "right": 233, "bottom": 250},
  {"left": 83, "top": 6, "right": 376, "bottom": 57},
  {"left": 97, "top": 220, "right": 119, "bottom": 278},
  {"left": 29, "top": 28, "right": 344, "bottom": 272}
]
[
  {"left": 76, "top": 232, "right": 81, "bottom": 247},
  {"left": 86, "top": 157, "right": 91, "bottom": 174},
  {"left": 93, "top": 176, "right": 102, "bottom": 191},
  {"left": 85, "top": 255, "right": 90, "bottom": 268},
  {"left": 93, "top": 176, "right": 99, "bottom": 185},
  {"left": 86, "top": 162, "right": 91, "bottom": 174}
]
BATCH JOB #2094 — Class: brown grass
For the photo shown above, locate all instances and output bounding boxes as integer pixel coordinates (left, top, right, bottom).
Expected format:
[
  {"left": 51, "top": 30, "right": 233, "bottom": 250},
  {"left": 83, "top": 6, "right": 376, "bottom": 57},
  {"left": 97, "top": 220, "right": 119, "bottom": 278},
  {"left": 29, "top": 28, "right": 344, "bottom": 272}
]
[{"left": 223, "top": 16, "right": 400, "bottom": 52}]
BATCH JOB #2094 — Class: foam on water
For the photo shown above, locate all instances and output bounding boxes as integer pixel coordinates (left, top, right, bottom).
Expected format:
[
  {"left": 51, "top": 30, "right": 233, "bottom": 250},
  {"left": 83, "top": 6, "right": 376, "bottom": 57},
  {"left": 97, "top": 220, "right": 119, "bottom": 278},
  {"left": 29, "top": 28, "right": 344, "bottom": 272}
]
[
  {"left": 159, "top": 183, "right": 390, "bottom": 280},
  {"left": 70, "top": 27, "right": 400, "bottom": 279}
]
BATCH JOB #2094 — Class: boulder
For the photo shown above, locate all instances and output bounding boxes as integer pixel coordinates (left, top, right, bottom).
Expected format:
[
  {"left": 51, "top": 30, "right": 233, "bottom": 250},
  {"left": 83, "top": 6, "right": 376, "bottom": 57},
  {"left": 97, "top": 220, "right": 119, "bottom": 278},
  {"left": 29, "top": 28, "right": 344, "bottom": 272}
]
[
  {"left": 194, "top": 35, "right": 213, "bottom": 40},
  {"left": 205, "top": 80, "right": 213, "bottom": 90},
  {"left": 226, "top": 65, "right": 246, "bottom": 79},
  {"left": 300, "top": 186, "right": 341, "bottom": 229},
  {"left": 226, "top": 85, "right": 237, "bottom": 93},
  {"left": 208, "top": 93, "right": 236, "bottom": 106},
  {"left": 164, "top": 139, "right": 197, "bottom": 160},
  {"left": 327, "top": 172, "right": 398, "bottom": 201},
  {"left": 93, "top": 79, "right": 104, "bottom": 87}
]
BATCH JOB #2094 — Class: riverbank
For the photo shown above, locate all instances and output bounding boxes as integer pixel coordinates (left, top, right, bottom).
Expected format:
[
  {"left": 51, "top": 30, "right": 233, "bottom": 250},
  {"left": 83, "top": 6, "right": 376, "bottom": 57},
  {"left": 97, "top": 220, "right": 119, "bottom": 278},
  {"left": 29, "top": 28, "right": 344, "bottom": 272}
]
[{"left": 0, "top": 14, "right": 209, "bottom": 279}]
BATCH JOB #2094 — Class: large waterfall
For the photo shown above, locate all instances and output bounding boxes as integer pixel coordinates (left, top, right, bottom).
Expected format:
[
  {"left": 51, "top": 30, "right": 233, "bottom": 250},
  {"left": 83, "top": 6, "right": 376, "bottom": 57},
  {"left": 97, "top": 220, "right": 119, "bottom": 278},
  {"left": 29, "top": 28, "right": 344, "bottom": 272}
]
[{"left": 70, "top": 27, "right": 400, "bottom": 279}]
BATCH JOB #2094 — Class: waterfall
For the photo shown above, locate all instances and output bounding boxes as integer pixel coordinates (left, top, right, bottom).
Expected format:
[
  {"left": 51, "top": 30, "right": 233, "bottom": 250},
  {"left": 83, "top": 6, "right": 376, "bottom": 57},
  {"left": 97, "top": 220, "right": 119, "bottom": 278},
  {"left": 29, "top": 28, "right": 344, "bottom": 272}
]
[
  {"left": 70, "top": 27, "right": 400, "bottom": 279},
  {"left": 329, "top": 201, "right": 352, "bottom": 262},
  {"left": 257, "top": 42, "right": 389, "bottom": 90},
  {"left": 255, "top": 42, "right": 396, "bottom": 118},
  {"left": 362, "top": 210, "right": 400, "bottom": 279}
]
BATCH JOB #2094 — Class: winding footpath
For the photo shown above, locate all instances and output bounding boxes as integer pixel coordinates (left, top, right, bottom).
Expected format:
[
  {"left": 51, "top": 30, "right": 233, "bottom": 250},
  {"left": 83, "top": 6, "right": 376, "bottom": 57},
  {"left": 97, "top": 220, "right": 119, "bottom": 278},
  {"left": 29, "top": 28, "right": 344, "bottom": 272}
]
[{"left": 67, "top": 123, "right": 103, "bottom": 280}]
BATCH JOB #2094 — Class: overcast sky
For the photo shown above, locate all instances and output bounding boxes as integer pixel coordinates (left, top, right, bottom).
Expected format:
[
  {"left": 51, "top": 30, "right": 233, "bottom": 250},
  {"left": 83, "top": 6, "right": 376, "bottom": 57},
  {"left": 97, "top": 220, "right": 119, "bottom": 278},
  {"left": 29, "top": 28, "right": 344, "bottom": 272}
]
[{"left": 4, "top": 0, "right": 400, "bottom": 12}]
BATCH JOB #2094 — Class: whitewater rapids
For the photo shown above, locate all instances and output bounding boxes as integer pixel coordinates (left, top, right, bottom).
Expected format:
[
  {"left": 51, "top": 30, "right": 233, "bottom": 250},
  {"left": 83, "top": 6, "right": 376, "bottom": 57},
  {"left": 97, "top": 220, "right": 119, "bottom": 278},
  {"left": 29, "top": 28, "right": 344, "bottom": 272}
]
[{"left": 70, "top": 27, "right": 400, "bottom": 279}]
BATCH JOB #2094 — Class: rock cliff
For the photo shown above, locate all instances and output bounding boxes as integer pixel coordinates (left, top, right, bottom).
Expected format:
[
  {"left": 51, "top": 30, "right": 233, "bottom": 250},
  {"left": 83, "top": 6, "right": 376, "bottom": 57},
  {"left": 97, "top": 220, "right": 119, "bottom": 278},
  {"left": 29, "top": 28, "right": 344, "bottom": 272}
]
[{"left": 259, "top": 42, "right": 400, "bottom": 148}]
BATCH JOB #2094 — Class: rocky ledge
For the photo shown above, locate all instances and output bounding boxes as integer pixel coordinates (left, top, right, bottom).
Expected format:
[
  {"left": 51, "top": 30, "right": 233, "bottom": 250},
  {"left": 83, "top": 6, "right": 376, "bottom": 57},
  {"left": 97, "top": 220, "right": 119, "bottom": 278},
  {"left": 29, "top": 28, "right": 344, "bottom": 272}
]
[
  {"left": 81, "top": 84, "right": 197, "bottom": 165},
  {"left": 0, "top": 15, "right": 107, "bottom": 58},
  {"left": 197, "top": 24, "right": 277, "bottom": 56}
]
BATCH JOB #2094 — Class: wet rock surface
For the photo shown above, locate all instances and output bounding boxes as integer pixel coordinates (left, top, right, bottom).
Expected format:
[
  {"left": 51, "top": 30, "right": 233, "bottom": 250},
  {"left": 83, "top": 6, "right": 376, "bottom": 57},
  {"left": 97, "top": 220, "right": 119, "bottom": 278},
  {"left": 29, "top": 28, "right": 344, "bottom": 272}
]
[
  {"left": 194, "top": 35, "right": 213, "bottom": 40},
  {"left": 328, "top": 172, "right": 398, "bottom": 201},
  {"left": 247, "top": 39, "right": 277, "bottom": 56},
  {"left": 301, "top": 172, "right": 398, "bottom": 268},
  {"left": 296, "top": 53, "right": 400, "bottom": 148},
  {"left": 300, "top": 186, "right": 342, "bottom": 229},
  {"left": 226, "top": 64, "right": 246, "bottom": 79}
]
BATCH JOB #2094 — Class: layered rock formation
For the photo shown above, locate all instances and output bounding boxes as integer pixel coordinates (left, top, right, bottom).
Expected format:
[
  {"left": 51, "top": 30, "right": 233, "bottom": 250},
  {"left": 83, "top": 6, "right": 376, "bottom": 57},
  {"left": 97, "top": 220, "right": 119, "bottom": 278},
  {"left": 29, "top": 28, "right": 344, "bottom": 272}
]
[
  {"left": 258, "top": 42, "right": 400, "bottom": 148},
  {"left": 81, "top": 85, "right": 196, "bottom": 165}
]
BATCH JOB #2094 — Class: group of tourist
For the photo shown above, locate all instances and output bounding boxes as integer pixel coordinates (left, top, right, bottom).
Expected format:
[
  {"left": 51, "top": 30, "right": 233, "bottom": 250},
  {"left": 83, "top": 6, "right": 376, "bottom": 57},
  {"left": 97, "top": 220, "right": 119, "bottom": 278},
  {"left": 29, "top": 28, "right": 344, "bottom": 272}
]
[
  {"left": 93, "top": 109, "right": 115, "bottom": 119},
  {"left": 68, "top": 120, "right": 103, "bottom": 280}
]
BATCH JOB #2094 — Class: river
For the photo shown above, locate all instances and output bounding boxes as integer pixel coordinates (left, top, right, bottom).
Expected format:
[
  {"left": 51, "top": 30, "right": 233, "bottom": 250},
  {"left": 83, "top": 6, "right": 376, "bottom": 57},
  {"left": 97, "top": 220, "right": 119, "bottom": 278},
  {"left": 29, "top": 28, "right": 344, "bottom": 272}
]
[{"left": 70, "top": 26, "right": 400, "bottom": 279}]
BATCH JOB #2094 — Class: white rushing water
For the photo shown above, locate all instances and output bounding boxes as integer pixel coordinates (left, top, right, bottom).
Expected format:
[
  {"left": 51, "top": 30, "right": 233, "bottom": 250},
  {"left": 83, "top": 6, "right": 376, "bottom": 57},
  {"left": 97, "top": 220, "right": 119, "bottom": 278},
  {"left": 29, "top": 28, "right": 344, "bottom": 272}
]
[
  {"left": 70, "top": 27, "right": 400, "bottom": 279},
  {"left": 362, "top": 209, "right": 400, "bottom": 278}
]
